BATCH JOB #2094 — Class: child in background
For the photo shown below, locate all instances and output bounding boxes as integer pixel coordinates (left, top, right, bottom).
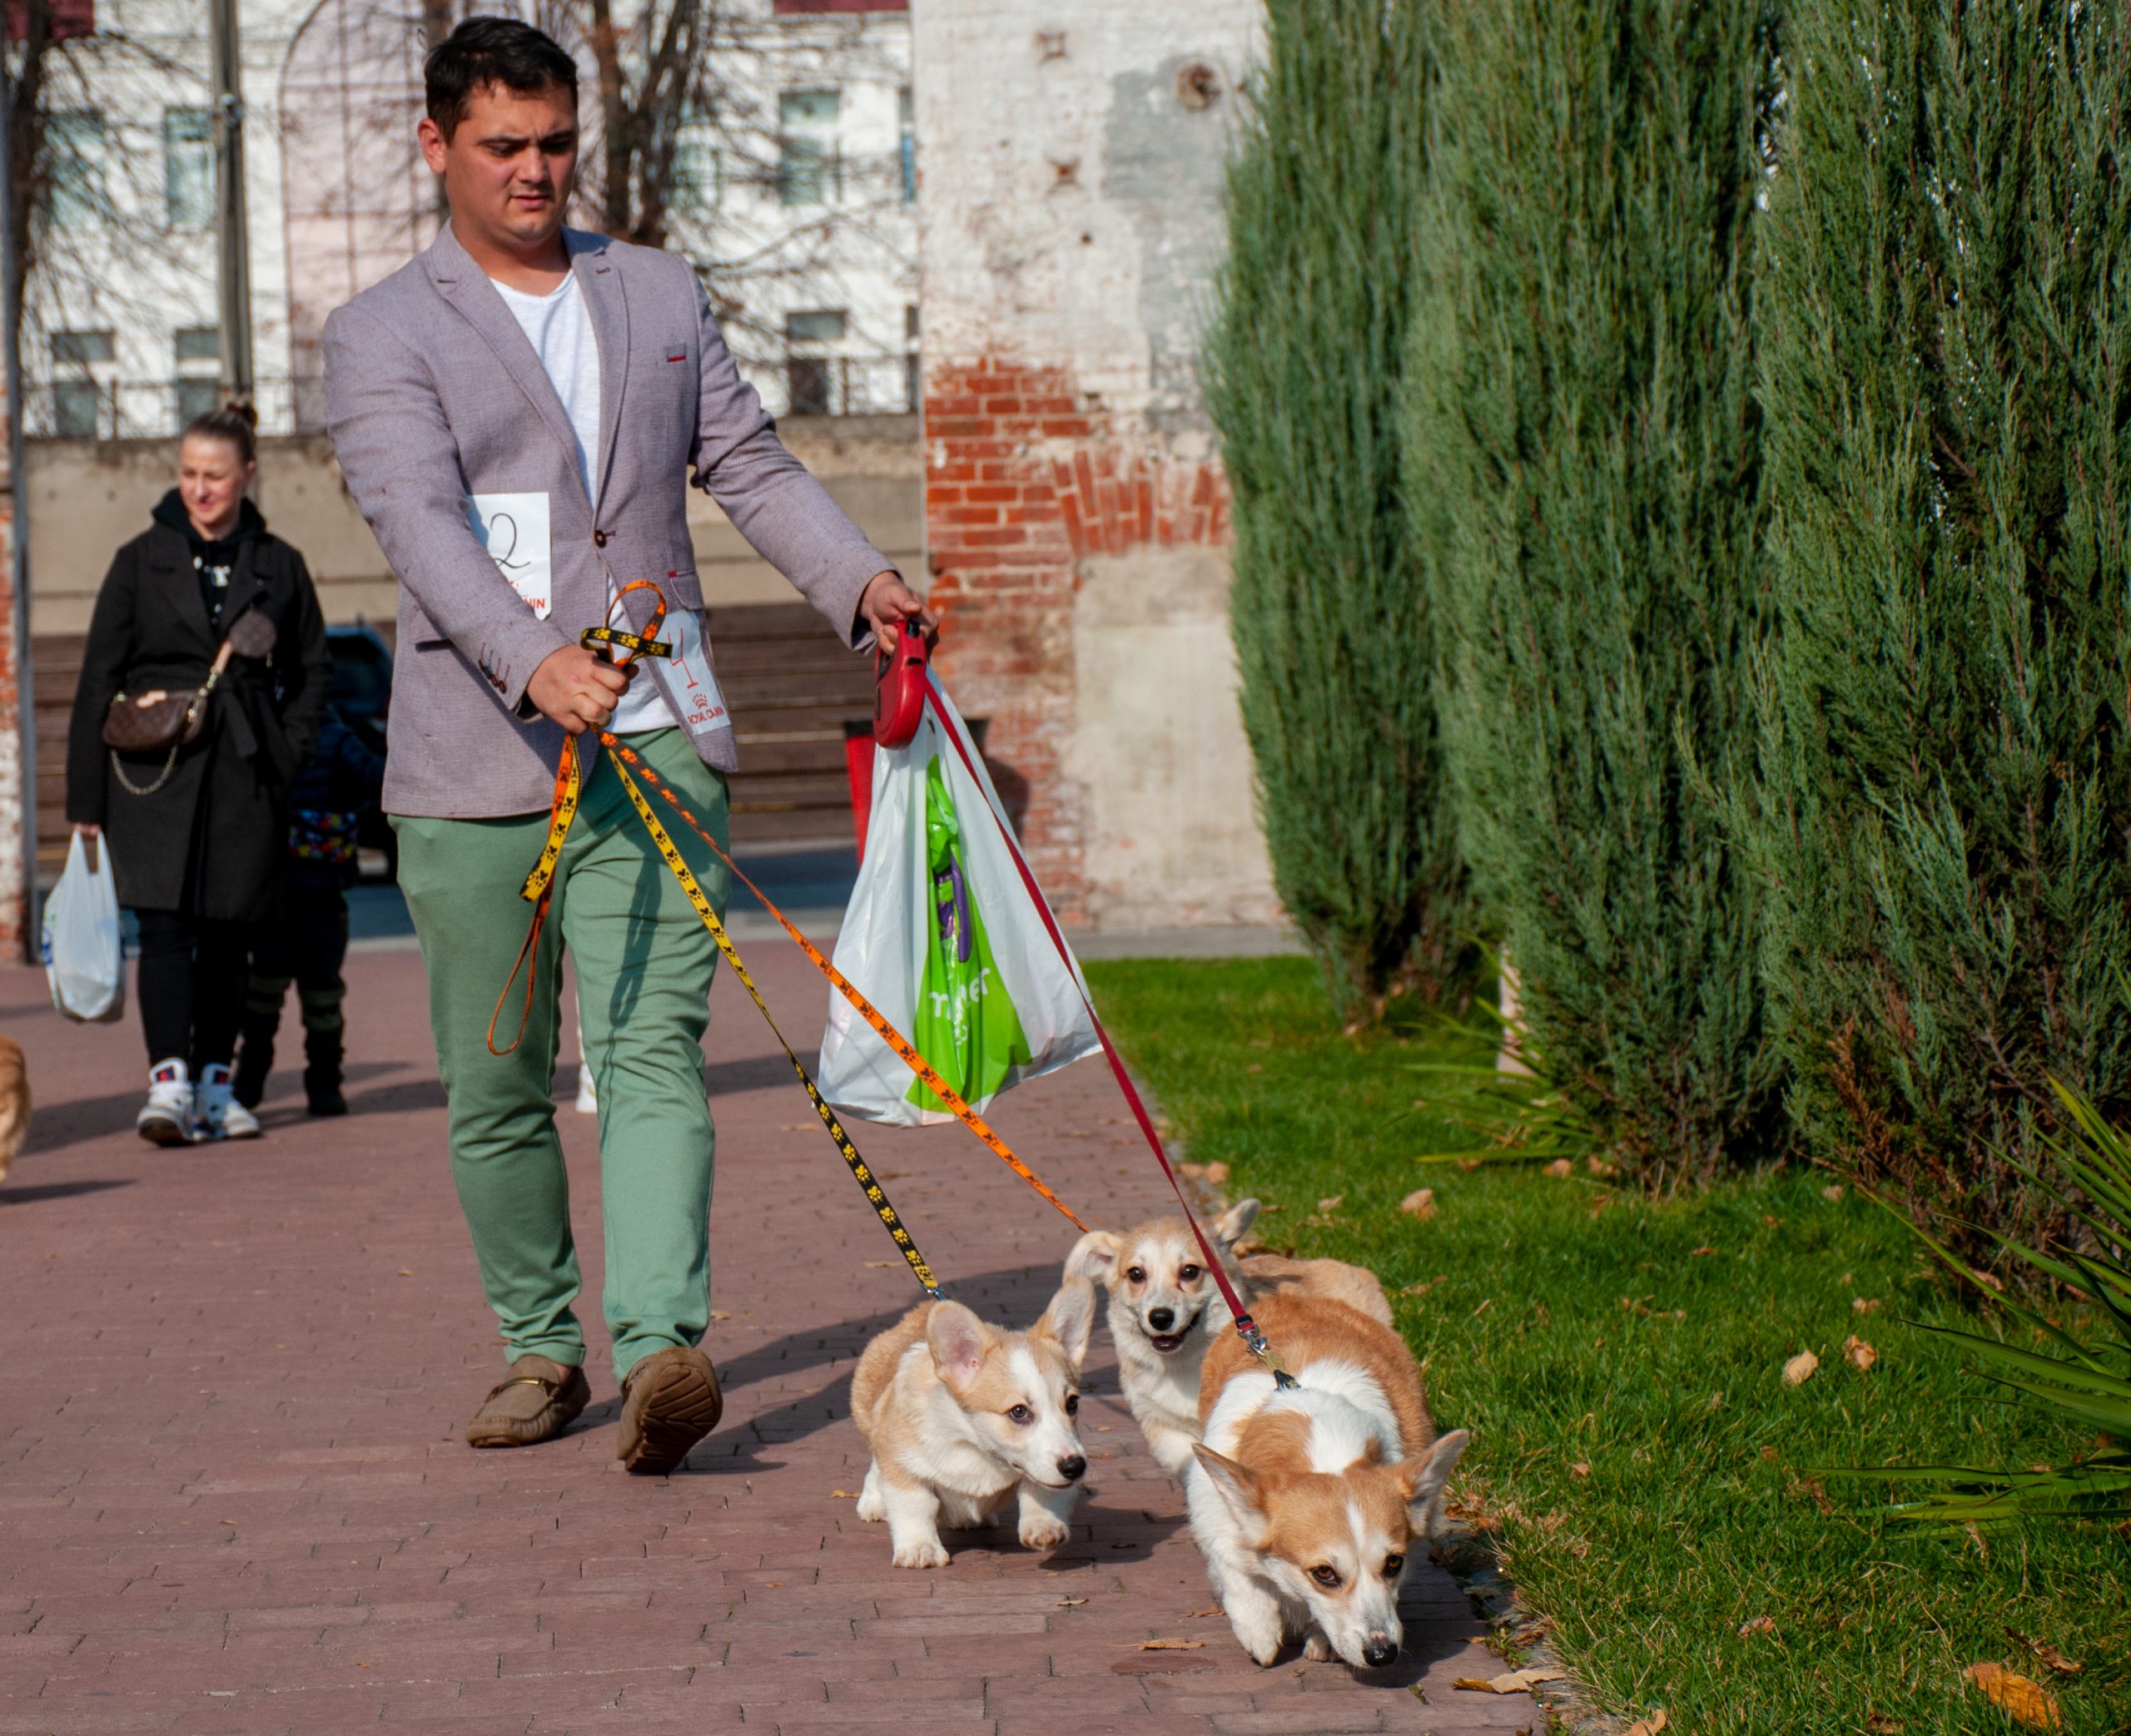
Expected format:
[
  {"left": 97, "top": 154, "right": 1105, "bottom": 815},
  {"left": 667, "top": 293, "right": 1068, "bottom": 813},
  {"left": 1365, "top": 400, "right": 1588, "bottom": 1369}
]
[{"left": 234, "top": 708, "right": 385, "bottom": 1116}]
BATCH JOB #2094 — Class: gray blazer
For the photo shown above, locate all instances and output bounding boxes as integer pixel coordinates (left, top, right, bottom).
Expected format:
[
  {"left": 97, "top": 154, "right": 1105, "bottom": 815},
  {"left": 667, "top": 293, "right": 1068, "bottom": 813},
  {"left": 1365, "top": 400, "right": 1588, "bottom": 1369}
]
[{"left": 324, "top": 224, "right": 892, "bottom": 817}]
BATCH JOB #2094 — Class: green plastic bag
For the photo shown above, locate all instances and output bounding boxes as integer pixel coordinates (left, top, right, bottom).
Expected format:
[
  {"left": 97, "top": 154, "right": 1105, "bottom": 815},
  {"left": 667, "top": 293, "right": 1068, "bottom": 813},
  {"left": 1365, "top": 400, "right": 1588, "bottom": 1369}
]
[{"left": 907, "top": 756, "right": 1033, "bottom": 1113}]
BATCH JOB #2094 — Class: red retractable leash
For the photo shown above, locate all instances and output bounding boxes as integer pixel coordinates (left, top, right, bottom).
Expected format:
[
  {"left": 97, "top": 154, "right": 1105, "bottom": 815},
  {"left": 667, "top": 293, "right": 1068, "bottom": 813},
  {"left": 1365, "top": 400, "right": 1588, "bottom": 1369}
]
[{"left": 920, "top": 678, "right": 1298, "bottom": 1389}]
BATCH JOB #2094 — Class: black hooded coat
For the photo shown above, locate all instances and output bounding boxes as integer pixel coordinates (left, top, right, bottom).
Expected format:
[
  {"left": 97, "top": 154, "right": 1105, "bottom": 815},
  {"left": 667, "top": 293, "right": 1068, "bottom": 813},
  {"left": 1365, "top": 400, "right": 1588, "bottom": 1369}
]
[{"left": 66, "top": 491, "right": 332, "bottom": 921}]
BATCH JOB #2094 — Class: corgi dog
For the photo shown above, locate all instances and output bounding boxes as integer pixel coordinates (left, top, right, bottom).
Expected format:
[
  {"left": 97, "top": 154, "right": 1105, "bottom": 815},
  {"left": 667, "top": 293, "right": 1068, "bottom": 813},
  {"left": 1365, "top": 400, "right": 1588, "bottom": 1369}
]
[
  {"left": 851, "top": 1279, "right": 1096, "bottom": 1569},
  {"left": 1189, "top": 1291, "right": 1468, "bottom": 1670},
  {"left": 0, "top": 1037, "right": 27, "bottom": 1187},
  {"left": 1065, "top": 1198, "right": 1393, "bottom": 1478}
]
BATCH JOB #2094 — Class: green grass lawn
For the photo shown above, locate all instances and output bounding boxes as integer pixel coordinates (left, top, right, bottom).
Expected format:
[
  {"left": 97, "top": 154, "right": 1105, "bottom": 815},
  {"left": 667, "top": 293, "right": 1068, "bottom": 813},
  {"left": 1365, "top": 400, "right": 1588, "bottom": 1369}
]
[{"left": 1081, "top": 956, "right": 2129, "bottom": 1736}]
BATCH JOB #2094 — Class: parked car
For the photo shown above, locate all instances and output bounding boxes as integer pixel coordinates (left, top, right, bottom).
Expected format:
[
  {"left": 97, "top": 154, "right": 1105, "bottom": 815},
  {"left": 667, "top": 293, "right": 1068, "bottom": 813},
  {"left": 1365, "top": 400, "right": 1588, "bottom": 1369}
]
[{"left": 325, "top": 623, "right": 394, "bottom": 879}]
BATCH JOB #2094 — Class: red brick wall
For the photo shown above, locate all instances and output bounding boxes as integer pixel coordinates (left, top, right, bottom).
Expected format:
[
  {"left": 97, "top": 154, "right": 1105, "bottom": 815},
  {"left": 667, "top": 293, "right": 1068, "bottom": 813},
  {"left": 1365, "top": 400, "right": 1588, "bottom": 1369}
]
[{"left": 923, "top": 357, "right": 1230, "bottom": 925}]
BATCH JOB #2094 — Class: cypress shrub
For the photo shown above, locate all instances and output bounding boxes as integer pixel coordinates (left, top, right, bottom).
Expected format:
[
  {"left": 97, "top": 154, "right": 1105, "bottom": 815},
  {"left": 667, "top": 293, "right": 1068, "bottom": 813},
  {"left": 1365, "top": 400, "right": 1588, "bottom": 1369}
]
[
  {"left": 1749, "top": 0, "right": 2131, "bottom": 1235},
  {"left": 1205, "top": 0, "right": 1466, "bottom": 1018},
  {"left": 1403, "top": 2, "right": 1781, "bottom": 1183}
]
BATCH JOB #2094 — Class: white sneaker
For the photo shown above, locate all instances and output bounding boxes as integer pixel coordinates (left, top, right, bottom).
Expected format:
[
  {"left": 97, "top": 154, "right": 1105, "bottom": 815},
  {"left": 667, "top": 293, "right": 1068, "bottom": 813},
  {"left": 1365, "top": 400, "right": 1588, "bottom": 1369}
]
[
  {"left": 196, "top": 1064, "right": 261, "bottom": 1141},
  {"left": 574, "top": 1065, "right": 599, "bottom": 1115},
  {"left": 137, "top": 1059, "right": 196, "bottom": 1146}
]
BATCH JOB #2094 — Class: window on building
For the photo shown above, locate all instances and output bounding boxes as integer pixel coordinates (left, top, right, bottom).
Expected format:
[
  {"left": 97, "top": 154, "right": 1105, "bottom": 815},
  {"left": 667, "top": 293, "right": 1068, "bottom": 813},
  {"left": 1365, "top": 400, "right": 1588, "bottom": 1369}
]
[
  {"left": 47, "top": 112, "right": 107, "bottom": 229},
  {"left": 53, "top": 380, "right": 104, "bottom": 438},
  {"left": 671, "top": 109, "right": 721, "bottom": 211},
  {"left": 785, "top": 308, "right": 847, "bottom": 416},
  {"left": 898, "top": 87, "right": 916, "bottom": 204},
  {"left": 777, "top": 90, "right": 840, "bottom": 207},
  {"left": 174, "top": 327, "right": 222, "bottom": 427},
  {"left": 51, "top": 329, "right": 116, "bottom": 365},
  {"left": 164, "top": 109, "right": 215, "bottom": 229}
]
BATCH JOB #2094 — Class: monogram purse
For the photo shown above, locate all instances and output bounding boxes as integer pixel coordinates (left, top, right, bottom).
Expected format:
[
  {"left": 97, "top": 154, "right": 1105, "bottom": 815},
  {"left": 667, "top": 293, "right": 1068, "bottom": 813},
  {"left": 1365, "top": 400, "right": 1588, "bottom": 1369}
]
[{"left": 104, "top": 606, "right": 277, "bottom": 795}]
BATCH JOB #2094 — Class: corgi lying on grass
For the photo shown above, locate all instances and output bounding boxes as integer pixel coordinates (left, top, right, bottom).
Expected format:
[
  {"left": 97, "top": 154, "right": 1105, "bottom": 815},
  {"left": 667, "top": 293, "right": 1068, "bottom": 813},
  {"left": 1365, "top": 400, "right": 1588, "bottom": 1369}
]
[
  {"left": 1066, "top": 1198, "right": 1392, "bottom": 1477},
  {"left": 851, "top": 1279, "right": 1096, "bottom": 1568},
  {"left": 1189, "top": 1290, "right": 1468, "bottom": 1670}
]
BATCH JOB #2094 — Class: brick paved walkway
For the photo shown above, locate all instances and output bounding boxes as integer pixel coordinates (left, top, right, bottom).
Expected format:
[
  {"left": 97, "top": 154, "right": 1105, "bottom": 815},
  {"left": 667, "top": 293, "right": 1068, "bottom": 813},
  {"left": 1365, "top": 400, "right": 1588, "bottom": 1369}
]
[{"left": 1, "top": 944, "right": 1536, "bottom": 1734}]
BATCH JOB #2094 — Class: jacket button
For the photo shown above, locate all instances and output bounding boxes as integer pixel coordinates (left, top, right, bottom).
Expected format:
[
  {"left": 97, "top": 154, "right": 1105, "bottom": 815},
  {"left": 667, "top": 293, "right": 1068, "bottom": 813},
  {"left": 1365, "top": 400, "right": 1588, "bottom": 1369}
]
[{"left": 593, "top": 528, "right": 609, "bottom": 548}]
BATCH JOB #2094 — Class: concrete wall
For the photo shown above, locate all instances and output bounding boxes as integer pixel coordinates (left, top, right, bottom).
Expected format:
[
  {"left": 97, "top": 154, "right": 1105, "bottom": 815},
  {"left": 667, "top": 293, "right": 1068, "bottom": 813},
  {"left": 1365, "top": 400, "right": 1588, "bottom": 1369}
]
[
  {"left": 23, "top": 416, "right": 921, "bottom": 633},
  {"left": 910, "top": 0, "right": 1278, "bottom": 930}
]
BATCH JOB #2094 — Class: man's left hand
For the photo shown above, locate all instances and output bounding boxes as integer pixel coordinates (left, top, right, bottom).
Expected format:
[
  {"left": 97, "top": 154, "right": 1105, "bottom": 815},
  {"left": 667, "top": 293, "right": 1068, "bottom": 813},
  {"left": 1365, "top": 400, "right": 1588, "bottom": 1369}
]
[{"left": 859, "top": 571, "right": 937, "bottom": 652}]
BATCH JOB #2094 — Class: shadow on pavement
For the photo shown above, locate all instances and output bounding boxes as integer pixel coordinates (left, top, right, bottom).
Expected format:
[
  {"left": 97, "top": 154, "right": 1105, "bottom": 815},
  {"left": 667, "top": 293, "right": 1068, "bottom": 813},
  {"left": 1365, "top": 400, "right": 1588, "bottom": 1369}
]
[{"left": 0, "top": 1177, "right": 137, "bottom": 1207}]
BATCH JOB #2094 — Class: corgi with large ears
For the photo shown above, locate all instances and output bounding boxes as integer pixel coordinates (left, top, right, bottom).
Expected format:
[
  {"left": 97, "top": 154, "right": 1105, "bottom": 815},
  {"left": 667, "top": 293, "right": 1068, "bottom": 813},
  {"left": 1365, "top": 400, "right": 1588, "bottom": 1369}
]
[
  {"left": 1187, "top": 1291, "right": 1468, "bottom": 1670},
  {"left": 850, "top": 1280, "right": 1097, "bottom": 1569},
  {"left": 1065, "top": 1198, "right": 1393, "bottom": 1479}
]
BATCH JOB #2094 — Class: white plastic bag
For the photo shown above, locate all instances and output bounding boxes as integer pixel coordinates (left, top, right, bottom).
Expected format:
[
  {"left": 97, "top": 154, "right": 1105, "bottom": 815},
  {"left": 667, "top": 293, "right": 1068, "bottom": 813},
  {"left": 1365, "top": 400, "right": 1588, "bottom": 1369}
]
[
  {"left": 42, "top": 831, "right": 124, "bottom": 1024},
  {"left": 821, "top": 676, "right": 1098, "bottom": 1125}
]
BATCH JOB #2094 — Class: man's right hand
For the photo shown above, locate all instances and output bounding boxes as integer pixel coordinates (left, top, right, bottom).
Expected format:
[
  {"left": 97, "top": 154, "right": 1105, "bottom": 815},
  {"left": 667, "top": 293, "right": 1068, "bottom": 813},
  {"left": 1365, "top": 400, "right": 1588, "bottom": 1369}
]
[{"left": 527, "top": 644, "right": 632, "bottom": 735}]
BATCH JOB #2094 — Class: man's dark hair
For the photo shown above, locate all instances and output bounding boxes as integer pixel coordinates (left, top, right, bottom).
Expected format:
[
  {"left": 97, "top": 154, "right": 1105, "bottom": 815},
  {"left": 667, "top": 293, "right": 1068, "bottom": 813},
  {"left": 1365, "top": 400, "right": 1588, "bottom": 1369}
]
[{"left": 425, "top": 17, "right": 579, "bottom": 140}]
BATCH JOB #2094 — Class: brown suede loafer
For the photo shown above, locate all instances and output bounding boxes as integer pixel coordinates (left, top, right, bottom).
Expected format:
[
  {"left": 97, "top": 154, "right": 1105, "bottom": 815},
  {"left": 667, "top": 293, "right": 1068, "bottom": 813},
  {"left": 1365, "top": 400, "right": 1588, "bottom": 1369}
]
[
  {"left": 465, "top": 1355, "right": 591, "bottom": 1449},
  {"left": 616, "top": 1345, "right": 723, "bottom": 1475}
]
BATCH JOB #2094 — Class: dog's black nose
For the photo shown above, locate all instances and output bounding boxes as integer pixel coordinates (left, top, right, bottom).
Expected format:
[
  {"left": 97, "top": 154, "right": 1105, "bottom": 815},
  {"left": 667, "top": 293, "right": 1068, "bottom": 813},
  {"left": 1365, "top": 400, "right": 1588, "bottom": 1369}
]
[
  {"left": 1362, "top": 1638, "right": 1398, "bottom": 1669},
  {"left": 1146, "top": 1308, "right": 1175, "bottom": 1332},
  {"left": 1057, "top": 1455, "right": 1087, "bottom": 1482}
]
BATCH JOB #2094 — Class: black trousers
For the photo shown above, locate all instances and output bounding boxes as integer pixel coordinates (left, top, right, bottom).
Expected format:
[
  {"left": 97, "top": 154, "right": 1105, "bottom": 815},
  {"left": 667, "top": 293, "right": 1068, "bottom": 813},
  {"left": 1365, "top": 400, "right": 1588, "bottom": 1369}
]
[
  {"left": 237, "top": 885, "right": 350, "bottom": 1095},
  {"left": 134, "top": 909, "right": 251, "bottom": 1071}
]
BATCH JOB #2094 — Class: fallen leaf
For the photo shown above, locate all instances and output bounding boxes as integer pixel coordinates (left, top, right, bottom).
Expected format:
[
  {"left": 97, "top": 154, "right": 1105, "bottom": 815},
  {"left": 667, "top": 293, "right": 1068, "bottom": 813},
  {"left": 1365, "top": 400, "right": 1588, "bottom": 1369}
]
[
  {"left": 1761, "top": 1446, "right": 1781, "bottom": 1461},
  {"left": 1403, "top": 1275, "right": 1447, "bottom": 1296},
  {"left": 1821, "top": 1183, "right": 1845, "bottom": 1201},
  {"left": 1094, "top": 1425, "right": 1112, "bottom": 1432},
  {"left": 1865, "top": 1715, "right": 1905, "bottom": 1734},
  {"left": 1738, "top": 1615, "right": 1777, "bottom": 1637},
  {"left": 1844, "top": 1333, "right": 1878, "bottom": 1372},
  {"left": 1623, "top": 1714, "right": 1668, "bottom": 1736},
  {"left": 1782, "top": 1350, "right": 1819, "bottom": 1386},
  {"left": 1457, "top": 1157, "right": 1485, "bottom": 1172},
  {"left": 1763, "top": 1213, "right": 1783, "bottom": 1228},
  {"left": 1185, "top": 1605, "right": 1223, "bottom": 1618},
  {"left": 2007, "top": 1629, "right": 2082, "bottom": 1674},
  {"left": 1137, "top": 1638, "right": 1204, "bottom": 1651},
  {"left": 709, "top": 1311, "right": 732, "bottom": 1322},
  {"left": 1587, "top": 1157, "right": 1617, "bottom": 1178},
  {"left": 396, "top": 1269, "right": 412, "bottom": 1277},
  {"left": 1454, "top": 1667, "right": 1565, "bottom": 1694},
  {"left": 1691, "top": 1245, "right": 1720, "bottom": 1257},
  {"left": 1401, "top": 1188, "right": 1437, "bottom": 1222},
  {"left": 1853, "top": 1297, "right": 1881, "bottom": 1314},
  {"left": 1316, "top": 1194, "right": 1344, "bottom": 1213},
  {"left": 1544, "top": 1158, "right": 1573, "bottom": 1178},
  {"left": 864, "top": 1260, "right": 899, "bottom": 1268},
  {"left": 1057, "top": 1596, "right": 1087, "bottom": 1607},
  {"left": 829, "top": 1490, "right": 857, "bottom": 1499},
  {"left": 1571, "top": 1461, "right": 1591, "bottom": 1480},
  {"left": 1963, "top": 1662, "right": 2062, "bottom": 1729}
]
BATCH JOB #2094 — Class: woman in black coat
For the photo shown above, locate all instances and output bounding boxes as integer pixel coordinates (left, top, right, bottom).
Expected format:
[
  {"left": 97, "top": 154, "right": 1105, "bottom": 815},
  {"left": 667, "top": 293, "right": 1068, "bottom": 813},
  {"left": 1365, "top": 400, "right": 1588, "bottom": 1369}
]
[{"left": 66, "top": 404, "right": 332, "bottom": 1145}]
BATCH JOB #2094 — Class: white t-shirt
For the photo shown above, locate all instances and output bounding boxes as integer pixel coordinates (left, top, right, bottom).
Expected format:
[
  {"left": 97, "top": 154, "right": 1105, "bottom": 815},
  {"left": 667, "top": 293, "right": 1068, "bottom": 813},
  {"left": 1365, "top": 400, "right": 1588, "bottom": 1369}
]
[{"left": 490, "top": 270, "right": 688, "bottom": 735}]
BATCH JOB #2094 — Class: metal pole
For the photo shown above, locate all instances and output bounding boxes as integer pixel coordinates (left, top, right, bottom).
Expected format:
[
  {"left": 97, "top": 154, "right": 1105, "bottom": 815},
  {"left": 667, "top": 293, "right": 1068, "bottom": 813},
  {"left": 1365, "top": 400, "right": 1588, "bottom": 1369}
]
[
  {"left": 0, "top": 52, "right": 42, "bottom": 957},
  {"left": 210, "top": 0, "right": 253, "bottom": 404}
]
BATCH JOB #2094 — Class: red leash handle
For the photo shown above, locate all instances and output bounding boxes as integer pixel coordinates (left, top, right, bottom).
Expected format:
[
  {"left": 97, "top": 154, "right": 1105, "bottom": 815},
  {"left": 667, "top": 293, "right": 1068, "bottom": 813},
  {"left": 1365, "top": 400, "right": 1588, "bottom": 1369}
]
[{"left": 921, "top": 682, "right": 1291, "bottom": 1381}]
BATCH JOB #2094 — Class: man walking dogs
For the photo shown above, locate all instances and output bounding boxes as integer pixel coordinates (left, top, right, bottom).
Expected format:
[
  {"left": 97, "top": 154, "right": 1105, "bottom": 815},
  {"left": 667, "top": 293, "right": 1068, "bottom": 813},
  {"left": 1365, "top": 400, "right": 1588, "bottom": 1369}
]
[{"left": 325, "top": 18, "right": 927, "bottom": 1472}]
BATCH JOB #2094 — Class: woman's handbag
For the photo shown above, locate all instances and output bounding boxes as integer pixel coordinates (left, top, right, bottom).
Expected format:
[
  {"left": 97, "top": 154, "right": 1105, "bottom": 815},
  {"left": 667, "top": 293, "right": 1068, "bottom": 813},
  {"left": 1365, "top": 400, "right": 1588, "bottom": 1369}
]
[{"left": 103, "top": 606, "right": 277, "bottom": 796}]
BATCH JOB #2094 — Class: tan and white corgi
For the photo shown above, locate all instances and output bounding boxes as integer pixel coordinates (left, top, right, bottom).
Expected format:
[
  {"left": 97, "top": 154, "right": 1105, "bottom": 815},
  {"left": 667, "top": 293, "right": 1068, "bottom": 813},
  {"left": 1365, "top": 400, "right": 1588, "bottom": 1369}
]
[
  {"left": 1188, "top": 1291, "right": 1468, "bottom": 1670},
  {"left": 850, "top": 1279, "right": 1096, "bottom": 1569},
  {"left": 1065, "top": 1199, "right": 1393, "bottom": 1478}
]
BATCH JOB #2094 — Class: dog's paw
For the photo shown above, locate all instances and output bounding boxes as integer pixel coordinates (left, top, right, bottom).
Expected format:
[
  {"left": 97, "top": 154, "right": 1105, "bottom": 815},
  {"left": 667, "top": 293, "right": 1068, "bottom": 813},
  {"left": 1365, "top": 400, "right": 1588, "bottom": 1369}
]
[
  {"left": 855, "top": 1490, "right": 885, "bottom": 1523},
  {"left": 1301, "top": 1632, "right": 1334, "bottom": 1663},
  {"left": 1018, "top": 1512, "right": 1071, "bottom": 1550},
  {"left": 890, "top": 1536, "right": 950, "bottom": 1570}
]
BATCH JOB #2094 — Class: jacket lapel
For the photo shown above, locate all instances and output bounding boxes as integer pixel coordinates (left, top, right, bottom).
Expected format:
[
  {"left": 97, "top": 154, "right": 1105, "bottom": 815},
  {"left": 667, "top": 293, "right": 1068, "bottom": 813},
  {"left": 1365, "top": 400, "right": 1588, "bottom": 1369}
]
[
  {"left": 424, "top": 224, "right": 590, "bottom": 503},
  {"left": 571, "top": 232, "right": 629, "bottom": 514},
  {"left": 148, "top": 527, "right": 216, "bottom": 649},
  {"left": 218, "top": 538, "right": 266, "bottom": 631}
]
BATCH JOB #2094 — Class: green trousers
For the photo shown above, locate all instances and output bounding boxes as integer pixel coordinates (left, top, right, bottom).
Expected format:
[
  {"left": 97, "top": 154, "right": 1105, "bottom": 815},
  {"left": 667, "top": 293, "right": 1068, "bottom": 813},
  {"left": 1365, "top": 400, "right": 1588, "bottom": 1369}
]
[{"left": 393, "top": 729, "right": 731, "bottom": 1383}]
